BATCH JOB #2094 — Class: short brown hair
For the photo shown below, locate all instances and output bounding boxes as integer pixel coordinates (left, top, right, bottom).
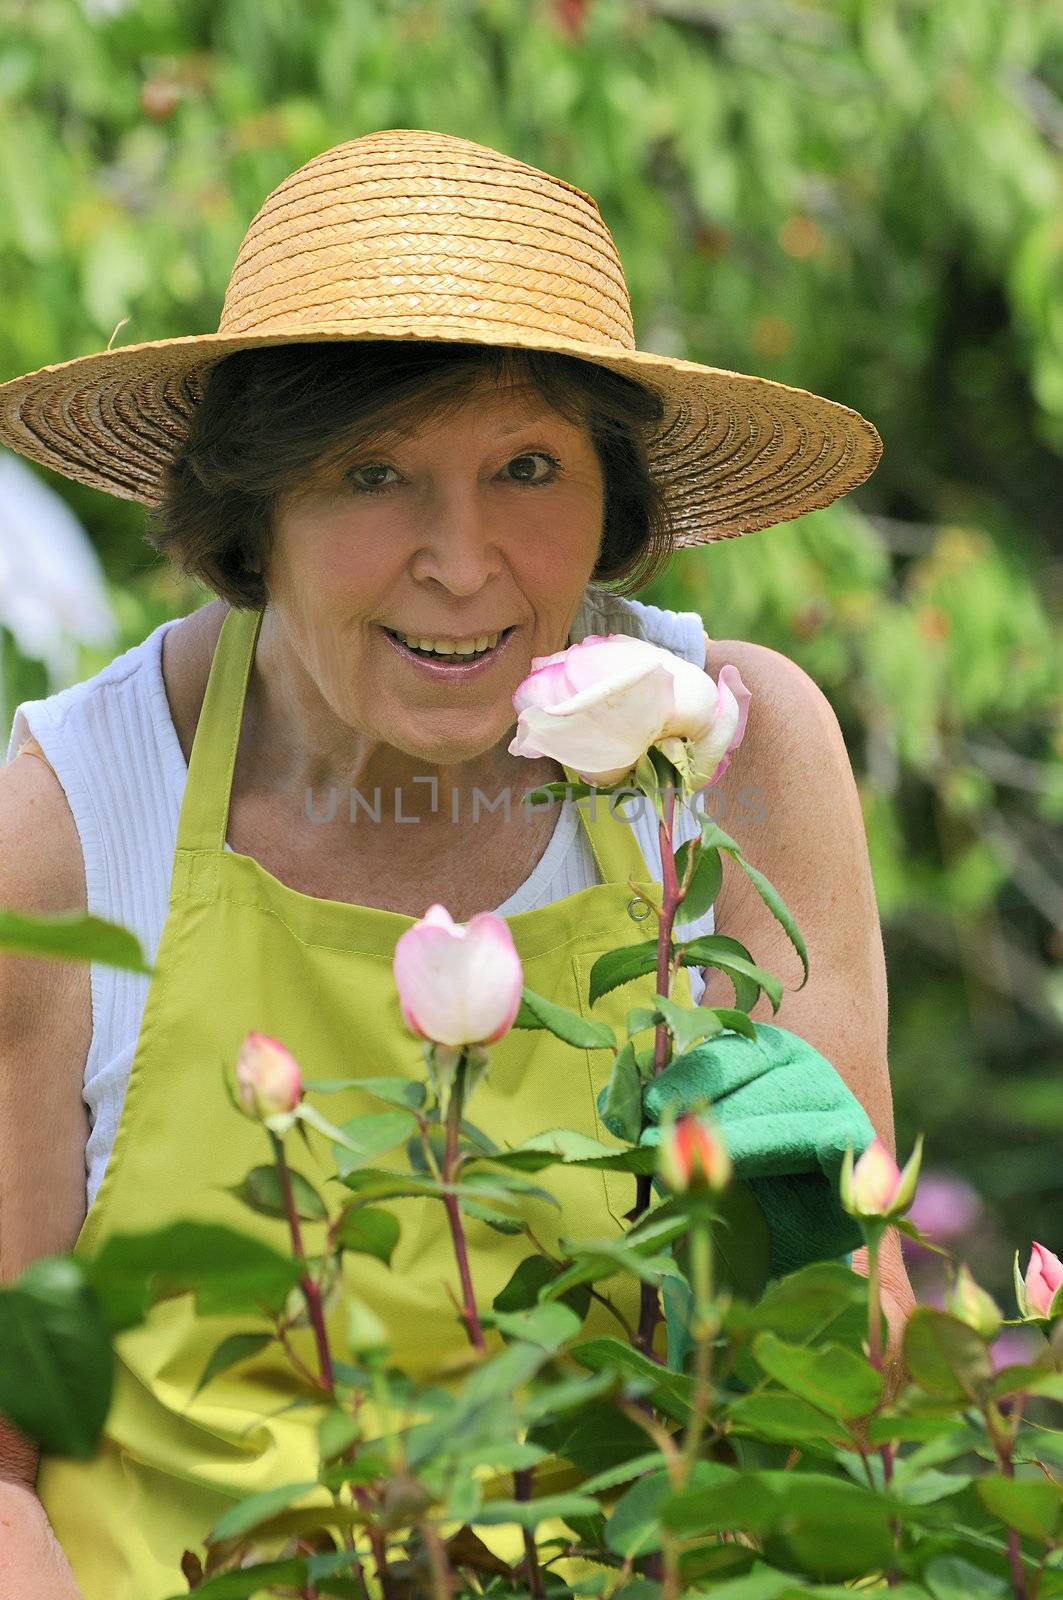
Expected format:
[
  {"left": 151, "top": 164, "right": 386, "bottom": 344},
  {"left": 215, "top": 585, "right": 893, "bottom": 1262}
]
[{"left": 145, "top": 341, "right": 676, "bottom": 609}]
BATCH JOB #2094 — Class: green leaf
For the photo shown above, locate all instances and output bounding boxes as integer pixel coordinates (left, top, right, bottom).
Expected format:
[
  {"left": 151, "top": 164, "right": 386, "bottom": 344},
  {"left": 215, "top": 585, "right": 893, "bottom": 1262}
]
[
  {"left": 190, "top": 1332, "right": 272, "bottom": 1401},
  {"left": 696, "top": 819, "right": 809, "bottom": 986},
  {"left": 626, "top": 992, "right": 726, "bottom": 1058},
  {"left": 662, "top": 1470, "right": 781, "bottom": 1537},
  {"left": 494, "top": 1302, "right": 583, "bottom": 1351},
  {"left": 923, "top": 1555, "right": 1011, "bottom": 1599},
  {"left": 0, "top": 907, "right": 152, "bottom": 973},
  {"left": 604, "top": 1470, "right": 672, "bottom": 1558},
  {"left": 578, "top": 1451, "right": 666, "bottom": 1496},
  {"left": 330, "top": 1111, "right": 418, "bottom": 1176},
  {"left": 569, "top": 1337, "right": 696, "bottom": 1425},
  {"left": 226, "top": 1164, "right": 328, "bottom": 1222},
  {"left": 903, "top": 1307, "right": 994, "bottom": 1402},
  {"left": 319, "top": 1449, "right": 391, "bottom": 1488},
  {"left": 751, "top": 1332, "right": 883, "bottom": 1421},
  {"left": 86, "top": 1222, "right": 303, "bottom": 1321},
  {"left": 161, "top": 1558, "right": 317, "bottom": 1599},
  {"left": 333, "top": 1207, "right": 400, "bottom": 1266},
  {"left": 317, "top": 1407, "right": 363, "bottom": 1465},
  {"left": 685, "top": 1568, "right": 807, "bottom": 1600},
  {"left": 514, "top": 985, "right": 617, "bottom": 1049},
  {"left": 727, "top": 1261, "right": 871, "bottom": 1361},
  {"left": 473, "top": 1493, "right": 600, "bottom": 1528},
  {"left": 304, "top": 1076, "right": 425, "bottom": 1110},
  {"left": 529, "top": 1397, "right": 651, "bottom": 1473},
  {"left": 598, "top": 1040, "right": 643, "bottom": 1142},
  {"left": 664, "top": 1471, "right": 893, "bottom": 1582},
  {"left": 976, "top": 1473, "right": 1062, "bottom": 1543},
  {"left": 673, "top": 836, "right": 723, "bottom": 921},
  {"left": 545, "top": 1227, "right": 684, "bottom": 1300},
  {"left": 672, "top": 935, "right": 783, "bottom": 1013},
  {"left": 588, "top": 941, "right": 659, "bottom": 1006},
  {"left": 726, "top": 1391, "right": 850, "bottom": 1445},
  {"left": 522, "top": 780, "right": 597, "bottom": 804},
  {"left": 606, "top": 1461, "right": 737, "bottom": 1558},
  {"left": 208, "top": 1479, "right": 322, "bottom": 1542},
  {"left": 492, "top": 1253, "right": 591, "bottom": 1319},
  {"left": 0, "top": 1257, "right": 114, "bottom": 1458}
]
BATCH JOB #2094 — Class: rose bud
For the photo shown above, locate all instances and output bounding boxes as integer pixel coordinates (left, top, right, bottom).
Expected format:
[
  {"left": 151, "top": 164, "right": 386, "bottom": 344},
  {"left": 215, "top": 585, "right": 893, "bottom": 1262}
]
[
  {"left": 393, "top": 905, "right": 523, "bottom": 1049},
  {"left": 1017, "top": 1242, "right": 1063, "bottom": 1320},
  {"left": 235, "top": 1031, "right": 303, "bottom": 1121},
  {"left": 947, "top": 1263, "right": 1003, "bottom": 1341},
  {"left": 840, "top": 1135, "right": 923, "bottom": 1221},
  {"left": 658, "top": 1111, "right": 732, "bottom": 1195}
]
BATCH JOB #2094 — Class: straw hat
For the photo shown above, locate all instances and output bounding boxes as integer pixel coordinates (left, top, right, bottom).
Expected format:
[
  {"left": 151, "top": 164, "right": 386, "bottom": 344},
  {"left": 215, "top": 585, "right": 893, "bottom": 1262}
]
[{"left": 0, "top": 128, "right": 882, "bottom": 544}]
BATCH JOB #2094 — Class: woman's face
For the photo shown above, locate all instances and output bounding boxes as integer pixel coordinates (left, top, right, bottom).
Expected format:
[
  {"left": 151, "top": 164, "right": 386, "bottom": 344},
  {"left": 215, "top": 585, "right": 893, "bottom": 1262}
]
[{"left": 263, "top": 378, "right": 606, "bottom": 767}]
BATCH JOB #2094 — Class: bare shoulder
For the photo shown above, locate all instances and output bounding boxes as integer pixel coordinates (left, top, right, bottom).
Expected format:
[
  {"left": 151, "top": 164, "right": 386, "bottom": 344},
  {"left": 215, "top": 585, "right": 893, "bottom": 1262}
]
[
  {"left": 0, "top": 735, "right": 93, "bottom": 1282},
  {"left": 704, "top": 632, "right": 841, "bottom": 742},
  {"left": 160, "top": 598, "right": 230, "bottom": 765},
  {"left": 0, "top": 722, "right": 87, "bottom": 916},
  {"left": 699, "top": 633, "right": 862, "bottom": 938}
]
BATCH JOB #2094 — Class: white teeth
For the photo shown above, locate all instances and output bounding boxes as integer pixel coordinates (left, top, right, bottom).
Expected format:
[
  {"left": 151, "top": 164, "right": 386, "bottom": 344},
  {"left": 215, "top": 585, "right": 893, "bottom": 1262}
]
[{"left": 395, "top": 629, "right": 502, "bottom": 655}]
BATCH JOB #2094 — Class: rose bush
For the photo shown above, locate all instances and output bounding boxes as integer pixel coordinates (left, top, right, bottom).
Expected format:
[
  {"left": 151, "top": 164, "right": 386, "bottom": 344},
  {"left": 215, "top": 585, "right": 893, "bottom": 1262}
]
[{"left": 2, "top": 639, "right": 1060, "bottom": 1599}]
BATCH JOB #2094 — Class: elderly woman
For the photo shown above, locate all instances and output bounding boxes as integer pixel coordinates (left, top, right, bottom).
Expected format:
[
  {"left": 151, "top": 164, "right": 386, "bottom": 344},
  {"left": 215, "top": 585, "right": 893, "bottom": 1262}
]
[{"left": 0, "top": 130, "right": 913, "bottom": 1599}]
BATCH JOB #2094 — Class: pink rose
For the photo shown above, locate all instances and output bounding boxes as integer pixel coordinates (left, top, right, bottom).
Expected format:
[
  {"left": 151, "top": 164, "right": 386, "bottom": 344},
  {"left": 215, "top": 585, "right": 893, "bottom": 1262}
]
[
  {"left": 393, "top": 905, "right": 523, "bottom": 1049},
  {"left": 509, "top": 633, "right": 750, "bottom": 790},
  {"left": 235, "top": 1032, "right": 303, "bottom": 1120},
  {"left": 1023, "top": 1242, "right": 1063, "bottom": 1319}
]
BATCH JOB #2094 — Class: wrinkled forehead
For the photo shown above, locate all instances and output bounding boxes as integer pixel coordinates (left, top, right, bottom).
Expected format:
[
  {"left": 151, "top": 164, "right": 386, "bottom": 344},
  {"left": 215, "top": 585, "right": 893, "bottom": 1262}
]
[{"left": 353, "top": 380, "right": 585, "bottom": 447}]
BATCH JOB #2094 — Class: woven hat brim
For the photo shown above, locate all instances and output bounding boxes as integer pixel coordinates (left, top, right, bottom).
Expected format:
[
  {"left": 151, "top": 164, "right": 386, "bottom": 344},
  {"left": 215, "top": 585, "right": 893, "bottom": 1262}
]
[{"left": 0, "top": 322, "right": 882, "bottom": 545}]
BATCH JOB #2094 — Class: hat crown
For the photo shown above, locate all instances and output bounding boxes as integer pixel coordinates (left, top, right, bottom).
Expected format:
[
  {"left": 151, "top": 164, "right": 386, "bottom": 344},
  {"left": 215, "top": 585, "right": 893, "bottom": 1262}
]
[{"left": 218, "top": 128, "right": 636, "bottom": 352}]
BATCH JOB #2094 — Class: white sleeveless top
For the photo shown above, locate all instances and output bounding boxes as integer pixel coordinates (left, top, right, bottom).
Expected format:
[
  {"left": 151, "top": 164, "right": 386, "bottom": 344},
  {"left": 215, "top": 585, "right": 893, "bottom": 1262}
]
[{"left": 7, "top": 585, "right": 715, "bottom": 1210}]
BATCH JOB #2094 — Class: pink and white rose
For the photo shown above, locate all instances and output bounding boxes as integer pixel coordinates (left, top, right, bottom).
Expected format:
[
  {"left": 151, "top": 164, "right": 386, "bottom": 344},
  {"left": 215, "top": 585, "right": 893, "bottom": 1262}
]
[
  {"left": 393, "top": 905, "right": 524, "bottom": 1050},
  {"left": 235, "top": 1031, "right": 304, "bottom": 1121},
  {"left": 841, "top": 1135, "right": 923, "bottom": 1221},
  {"left": 508, "top": 633, "right": 751, "bottom": 791}
]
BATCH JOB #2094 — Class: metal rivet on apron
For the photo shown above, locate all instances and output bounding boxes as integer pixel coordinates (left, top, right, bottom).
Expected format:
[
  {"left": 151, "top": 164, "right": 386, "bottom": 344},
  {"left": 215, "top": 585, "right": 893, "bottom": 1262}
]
[{"left": 627, "top": 896, "right": 651, "bottom": 921}]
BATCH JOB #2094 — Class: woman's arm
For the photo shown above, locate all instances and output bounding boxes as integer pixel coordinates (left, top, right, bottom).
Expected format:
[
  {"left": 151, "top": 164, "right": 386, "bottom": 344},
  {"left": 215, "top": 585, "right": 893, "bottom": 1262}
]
[{"left": 698, "top": 631, "right": 916, "bottom": 1376}]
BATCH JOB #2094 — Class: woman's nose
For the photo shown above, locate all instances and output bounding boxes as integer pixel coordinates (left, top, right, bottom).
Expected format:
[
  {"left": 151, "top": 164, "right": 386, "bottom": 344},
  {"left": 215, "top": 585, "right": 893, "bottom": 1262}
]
[{"left": 409, "top": 489, "right": 504, "bottom": 594}]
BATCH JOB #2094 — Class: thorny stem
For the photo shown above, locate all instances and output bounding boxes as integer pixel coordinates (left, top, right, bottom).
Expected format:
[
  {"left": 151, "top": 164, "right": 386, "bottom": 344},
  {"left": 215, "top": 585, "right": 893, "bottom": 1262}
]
[
  {"left": 514, "top": 1468, "right": 546, "bottom": 1597},
  {"left": 441, "top": 1057, "right": 486, "bottom": 1352},
  {"left": 270, "top": 1135, "right": 376, "bottom": 1595},
  {"left": 416, "top": 1517, "right": 455, "bottom": 1600},
  {"left": 865, "top": 1228, "right": 901, "bottom": 1585},
  {"left": 985, "top": 1398, "right": 1030, "bottom": 1600},
  {"left": 618, "top": 1399, "right": 684, "bottom": 1490},
  {"left": 273, "top": 1316, "right": 322, "bottom": 1390},
  {"left": 680, "top": 1212, "right": 715, "bottom": 1481},
  {"left": 270, "top": 1130, "right": 335, "bottom": 1398},
  {"left": 635, "top": 788, "right": 685, "bottom": 1356}
]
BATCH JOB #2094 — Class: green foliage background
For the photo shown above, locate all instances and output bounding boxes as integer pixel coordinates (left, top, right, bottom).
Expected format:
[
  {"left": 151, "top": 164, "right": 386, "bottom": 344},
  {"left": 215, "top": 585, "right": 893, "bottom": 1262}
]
[{"left": 1, "top": 0, "right": 1060, "bottom": 1306}]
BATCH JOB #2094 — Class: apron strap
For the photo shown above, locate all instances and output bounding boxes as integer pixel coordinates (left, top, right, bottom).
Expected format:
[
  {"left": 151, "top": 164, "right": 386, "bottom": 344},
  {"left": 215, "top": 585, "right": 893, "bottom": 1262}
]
[
  {"left": 561, "top": 764, "right": 661, "bottom": 893},
  {"left": 176, "top": 605, "right": 265, "bottom": 856}
]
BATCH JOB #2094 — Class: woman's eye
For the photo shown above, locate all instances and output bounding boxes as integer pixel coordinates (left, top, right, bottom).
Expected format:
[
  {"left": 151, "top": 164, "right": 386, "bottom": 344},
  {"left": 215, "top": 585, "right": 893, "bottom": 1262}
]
[
  {"left": 346, "top": 462, "right": 398, "bottom": 495},
  {"left": 345, "top": 452, "right": 562, "bottom": 496},
  {"left": 505, "top": 452, "right": 563, "bottom": 485}
]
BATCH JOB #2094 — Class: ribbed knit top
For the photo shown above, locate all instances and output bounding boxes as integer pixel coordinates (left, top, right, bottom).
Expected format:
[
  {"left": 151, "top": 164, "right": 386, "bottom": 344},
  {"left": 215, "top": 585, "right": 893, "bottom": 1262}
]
[{"left": 7, "top": 585, "right": 715, "bottom": 1210}]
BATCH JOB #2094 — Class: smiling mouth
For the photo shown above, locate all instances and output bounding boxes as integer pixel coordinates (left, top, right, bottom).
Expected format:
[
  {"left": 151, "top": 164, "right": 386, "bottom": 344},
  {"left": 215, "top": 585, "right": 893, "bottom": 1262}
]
[{"left": 381, "top": 625, "right": 516, "bottom": 662}]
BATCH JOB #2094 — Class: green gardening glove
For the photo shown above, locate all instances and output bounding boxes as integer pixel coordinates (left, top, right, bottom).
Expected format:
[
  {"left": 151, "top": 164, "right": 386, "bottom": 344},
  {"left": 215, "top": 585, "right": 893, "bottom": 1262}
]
[{"left": 610, "top": 1021, "right": 876, "bottom": 1279}]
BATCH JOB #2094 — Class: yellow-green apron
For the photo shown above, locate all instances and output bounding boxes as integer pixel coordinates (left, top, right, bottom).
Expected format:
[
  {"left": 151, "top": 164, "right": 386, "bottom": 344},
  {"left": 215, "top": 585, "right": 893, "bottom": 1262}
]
[{"left": 37, "top": 604, "right": 766, "bottom": 1599}]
